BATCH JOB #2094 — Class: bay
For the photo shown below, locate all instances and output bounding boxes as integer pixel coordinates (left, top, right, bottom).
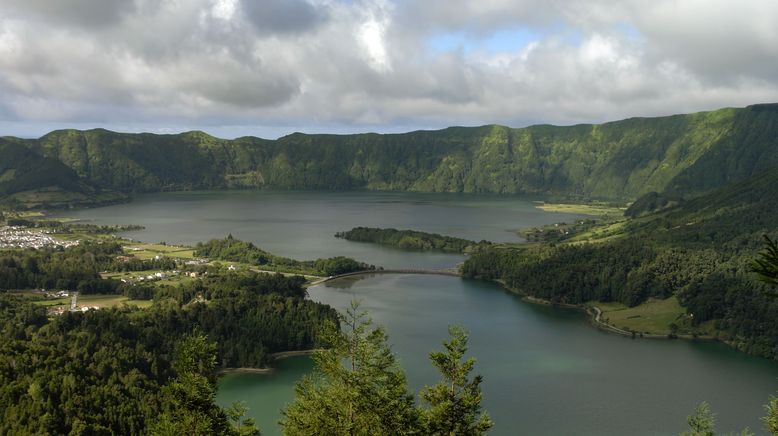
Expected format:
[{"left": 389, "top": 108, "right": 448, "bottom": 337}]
[{"left": 219, "top": 274, "right": 778, "bottom": 435}]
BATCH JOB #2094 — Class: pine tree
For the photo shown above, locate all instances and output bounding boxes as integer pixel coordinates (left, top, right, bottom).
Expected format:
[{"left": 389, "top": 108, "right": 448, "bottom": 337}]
[
  {"left": 226, "top": 401, "right": 261, "bottom": 436},
  {"left": 764, "top": 396, "right": 778, "bottom": 435},
  {"left": 681, "top": 402, "right": 716, "bottom": 436},
  {"left": 421, "top": 325, "right": 492, "bottom": 435},
  {"left": 150, "top": 332, "right": 242, "bottom": 436},
  {"left": 280, "top": 301, "right": 421, "bottom": 435},
  {"left": 752, "top": 235, "right": 778, "bottom": 286}
]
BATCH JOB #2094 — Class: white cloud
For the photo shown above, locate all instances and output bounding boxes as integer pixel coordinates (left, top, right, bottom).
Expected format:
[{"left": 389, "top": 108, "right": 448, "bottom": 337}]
[
  {"left": 1, "top": 0, "right": 778, "bottom": 138},
  {"left": 360, "top": 18, "right": 390, "bottom": 72},
  {"left": 210, "top": 0, "right": 237, "bottom": 21}
]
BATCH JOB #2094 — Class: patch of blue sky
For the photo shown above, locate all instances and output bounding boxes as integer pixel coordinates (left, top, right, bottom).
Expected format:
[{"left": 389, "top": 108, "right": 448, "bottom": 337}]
[
  {"left": 427, "top": 27, "right": 542, "bottom": 55},
  {"left": 614, "top": 22, "right": 641, "bottom": 41}
]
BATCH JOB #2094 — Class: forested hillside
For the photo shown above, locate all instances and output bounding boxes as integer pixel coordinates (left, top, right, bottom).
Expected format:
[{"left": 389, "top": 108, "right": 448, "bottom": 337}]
[
  {"left": 0, "top": 139, "right": 125, "bottom": 208},
  {"left": 463, "top": 166, "right": 778, "bottom": 358},
  {"left": 3, "top": 104, "right": 777, "bottom": 204}
]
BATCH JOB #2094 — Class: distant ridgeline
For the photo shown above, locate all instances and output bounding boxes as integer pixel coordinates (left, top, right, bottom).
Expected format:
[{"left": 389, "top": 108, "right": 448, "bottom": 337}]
[
  {"left": 2, "top": 103, "right": 778, "bottom": 207},
  {"left": 336, "top": 227, "right": 491, "bottom": 254}
]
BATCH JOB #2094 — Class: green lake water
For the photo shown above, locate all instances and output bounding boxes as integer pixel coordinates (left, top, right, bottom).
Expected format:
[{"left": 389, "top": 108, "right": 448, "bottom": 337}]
[{"left": 58, "top": 191, "right": 778, "bottom": 435}]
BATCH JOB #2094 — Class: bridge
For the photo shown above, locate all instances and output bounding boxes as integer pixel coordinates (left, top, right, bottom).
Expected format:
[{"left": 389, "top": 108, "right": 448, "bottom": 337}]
[{"left": 308, "top": 268, "right": 461, "bottom": 286}]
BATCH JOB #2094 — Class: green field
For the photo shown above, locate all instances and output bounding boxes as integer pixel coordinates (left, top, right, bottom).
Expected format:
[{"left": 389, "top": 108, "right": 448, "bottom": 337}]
[
  {"left": 123, "top": 242, "right": 195, "bottom": 259},
  {"left": 589, "top": 296, "right": 688, "bottom": 335},
  {"left": 33, "top": 294, "right": 153, "bottom": 309},
  {"left": 566, "top": 220, "right": 630, "bottom": 244},
  {"left": 533, "top": 202, "right": 626, "bottom": 218}
]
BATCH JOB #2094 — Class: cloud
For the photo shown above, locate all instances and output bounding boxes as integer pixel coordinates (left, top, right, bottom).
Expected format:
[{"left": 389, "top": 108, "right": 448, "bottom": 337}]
[
  {"left": 1, "top": 0, "right": 778, "bottom": 138},
  {"left": 626, "top": 0, "right": 778, "bottom": 84},
  {"left": 240, "top": 0, "right": 328, "bottom": 34},
  {"left": 2, "top": 0, "right": 137, "bottom": 28}
]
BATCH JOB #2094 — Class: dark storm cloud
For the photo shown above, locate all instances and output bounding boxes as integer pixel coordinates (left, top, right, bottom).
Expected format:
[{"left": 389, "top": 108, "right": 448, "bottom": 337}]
[{"left": 240, "top": 0, "right": 328, "bottom": 34}]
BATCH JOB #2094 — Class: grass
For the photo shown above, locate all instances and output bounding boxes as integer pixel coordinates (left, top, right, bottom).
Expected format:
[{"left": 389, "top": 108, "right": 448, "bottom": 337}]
[
  {"left": 33, "top": 294, "right": 153, "bottom": 309},
  {"left": 9, "top": 211, "right": 46, "bottom": 219},
  {"left": 566, "top": 220, "right": 630, "bottom": 243},
  {"left": 123, "top": 242, "right": 195, "bottom": 260},
  {"left": 588, "top": 296, "right": 688, "bottom": 335},
  {"left": 533, "top": 202, "right": 626, "bottom": 218},
  {"left": 519, "top": 201, "right": 629, "bottom": 245}
]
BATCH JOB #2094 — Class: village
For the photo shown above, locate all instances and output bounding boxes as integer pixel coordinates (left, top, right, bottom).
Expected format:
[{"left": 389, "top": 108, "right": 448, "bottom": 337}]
[{"left": 0, "top": 225, "right": 79, "bottom": 249}]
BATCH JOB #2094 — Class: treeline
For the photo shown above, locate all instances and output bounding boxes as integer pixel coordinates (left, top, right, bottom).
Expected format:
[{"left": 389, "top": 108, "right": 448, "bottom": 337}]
[
  {"left": 0, "top": 268, "right": 336, "bottom": 434},
  {"left": 463, "top": 241, "right": 778, "bottom": 358},
  {"left": 463, "top": 242, "right": 725, "bottom": 306},
  {"left": 336, "top": 226, "right": 491, "bottom": 253},
  {"left": 110, "top": 255, "right": 177, "bottom": 272},
  {"left": 0, "top": 241, "right": 178, "bottom": 294},
  {"left": 0, "top": 242, "right": 123, "bottom": 293},
  {"left": 35, "top": 220, "right": 145, "bottom": 234},
  {"left": 195, "top": 235, "right": 376, "bottom": 275}
]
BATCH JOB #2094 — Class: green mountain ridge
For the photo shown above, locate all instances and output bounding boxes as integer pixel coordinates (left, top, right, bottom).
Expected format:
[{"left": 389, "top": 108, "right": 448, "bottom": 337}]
[
  {"left": 0, "top": 140, "right": 84, "bottom": 195},
  {"left": 0, "top": 139, "right": 129, "bottom": 208},
  {"left": 2, "top": 103, "right": 778, "bottom": 205}
]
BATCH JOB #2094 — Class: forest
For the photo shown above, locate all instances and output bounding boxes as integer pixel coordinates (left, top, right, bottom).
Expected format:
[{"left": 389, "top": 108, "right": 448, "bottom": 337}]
[{"left": 0, "top": 245, "right": 337, "bottom": 434}]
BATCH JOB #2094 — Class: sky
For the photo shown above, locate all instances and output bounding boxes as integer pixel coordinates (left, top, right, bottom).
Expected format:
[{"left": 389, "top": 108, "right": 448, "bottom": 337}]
[{"left": 1, "top": 0, "right": 778, "bottom": 139}]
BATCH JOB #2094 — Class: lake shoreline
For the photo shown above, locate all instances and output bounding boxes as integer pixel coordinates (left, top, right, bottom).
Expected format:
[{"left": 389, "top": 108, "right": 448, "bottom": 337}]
[
  {"left": 219, "top": 367, "right": 275, "bottom": 375},
  {"left": 218, "top": 349, "right": 318, "bottom": 376},
  {"left": 493, "top": 279, "right": 719, "bottom": 342},
  {"left": 309, "top": 268, "right": 461, "bottom": 287},
  {"left": 269, "top": 349, "right": 317, "bottom": 359}
]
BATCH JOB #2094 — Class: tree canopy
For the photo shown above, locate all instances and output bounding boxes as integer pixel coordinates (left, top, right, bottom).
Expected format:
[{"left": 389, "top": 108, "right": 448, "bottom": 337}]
[{"left": 281, "top": 302, "right": 491, "bottom": 436}]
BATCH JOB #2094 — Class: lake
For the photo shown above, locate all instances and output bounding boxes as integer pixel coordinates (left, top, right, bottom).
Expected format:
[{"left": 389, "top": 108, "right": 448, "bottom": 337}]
[
  {"left": 60, "top": 190, "right": 778, "bottom": 435},
  {"left": 59, "top": 190, "right": 577, "bottom": 269}
]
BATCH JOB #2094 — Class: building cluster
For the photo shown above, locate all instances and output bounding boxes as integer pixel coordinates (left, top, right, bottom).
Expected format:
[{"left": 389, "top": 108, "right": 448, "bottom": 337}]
[
  {"left": 46, "top": 304, "right": 98, "bottom": 316},
  {"left": 0, "top": 226, "right": 79, "bottom": 249},
  {"left": 120, "top": 270, "right": 181, "bottom": 283},
  {"left": 185, "top": 258, "right": 209, "bottom": 266}
]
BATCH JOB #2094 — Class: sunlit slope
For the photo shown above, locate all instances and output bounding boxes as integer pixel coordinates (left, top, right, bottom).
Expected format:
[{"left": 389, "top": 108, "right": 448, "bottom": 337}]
[
  {"left": 621, "top": 165, "right": 778, "bottom": 250},
  {"left": 8, "top": 103, "right": 778, "bottom": 201}
]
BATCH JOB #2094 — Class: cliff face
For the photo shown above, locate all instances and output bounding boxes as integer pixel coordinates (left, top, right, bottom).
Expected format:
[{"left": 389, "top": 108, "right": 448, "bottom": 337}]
[{"left": 5, "top": 104, "right": 778, "bottom": 202}]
